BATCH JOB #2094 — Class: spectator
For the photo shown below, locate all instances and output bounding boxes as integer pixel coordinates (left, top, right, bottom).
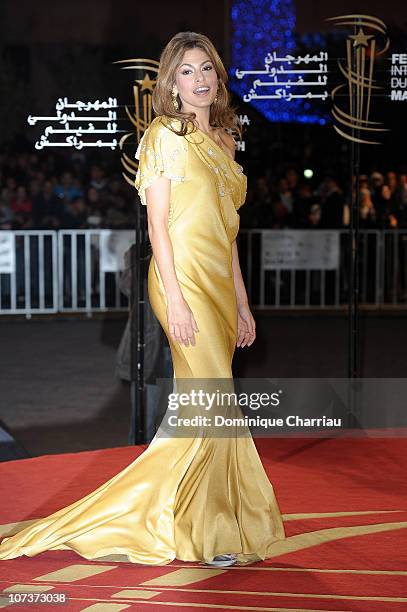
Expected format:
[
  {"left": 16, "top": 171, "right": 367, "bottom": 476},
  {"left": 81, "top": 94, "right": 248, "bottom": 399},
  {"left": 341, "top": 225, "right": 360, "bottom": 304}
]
[
  {"left": 54, "top": 171, "right": 83, "bottom": 203},
  {"left": 359, "top": 174, "right": 370, "bottom": 191},
  {"left": 372, "top": 184, "right": 398, "bottom": 228},
  {"left": 291, "top": 181, "right": 318, "bottom": 228},
  {"left": 370, "top": 171, "right": 384, "bottom": 188},
  {"left": 270, "top": 196, "right": 291, "bottom": 228},
  {"left": 393, "top": 174, "right": 407, "bottom": 228},
  {"left": 285, "top": 166, "right": 299, "bottom": 196},
  {"left": 33, "top": 180, "right": 63, "bottom": 228},
  {"left": 253, "top": 176, "right": 273, "bottom": 224},
  {"left": 11, "top": 185, "right": 32, "bottom": 215},
  {"left": 308, "top": 203, "right": 322, "bottom": 228},
  {"left": 386, "top": 171, "right": 398, "bottom": 195},
  {"left": 10, "top": 186, "right": 32, "bottom": 228},
  {"left": 89, "top": 164, "right": 108, "bottom": 193},
  {"left": 277, "top": 177, "right": 294, "bottom": 214},
  {"left": 62, "top": 196, "right": 89, "bottom": 229},
  {"left": 86, "top": 186, "right": 105, "bottom": 227},
  {"left": 359, "top": 188, "right": 377, "bottom": 228},
  {"left": 319, "top": 176, "right": 347, "bottom": 229},
  {"left": 0, "top": 198, "right": 13, "bottom": 229},
  {"left": 5, "top": 176, "right": 17, "bottom": 198},
  {"left": 369, "top": 171, "right": 385, "bottom": 207}
]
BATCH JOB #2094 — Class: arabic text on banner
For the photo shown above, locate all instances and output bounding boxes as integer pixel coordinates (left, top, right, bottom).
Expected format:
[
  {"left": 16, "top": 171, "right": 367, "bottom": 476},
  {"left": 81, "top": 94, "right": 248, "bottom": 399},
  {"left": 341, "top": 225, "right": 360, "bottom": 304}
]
[
  {"left": 262, "top": 230, "right": 340, "bottom": 270},
  {"left": 0, "top": 232, "right": 15, "bottom": 274}
]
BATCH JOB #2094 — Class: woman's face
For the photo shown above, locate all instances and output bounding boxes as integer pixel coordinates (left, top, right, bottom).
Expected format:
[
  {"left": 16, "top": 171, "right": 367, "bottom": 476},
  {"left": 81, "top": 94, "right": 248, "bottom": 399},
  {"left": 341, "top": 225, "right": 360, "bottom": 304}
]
[
  {"left": 360, "top": 188, "right": 372, "bottom": 205},
  {"left": 87, "top": 187, "right": 99, "bottom": 203},
  {"left": 382, "top": 185, "right": 391, "bottom": 199},
  {"left": 174, "top": 47, "right": 218, "bottom": 112}
]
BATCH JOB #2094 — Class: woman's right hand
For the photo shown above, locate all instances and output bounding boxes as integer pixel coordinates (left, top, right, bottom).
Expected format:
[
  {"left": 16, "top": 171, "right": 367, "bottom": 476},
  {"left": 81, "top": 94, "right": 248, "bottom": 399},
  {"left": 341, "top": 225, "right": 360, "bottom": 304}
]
[{"left": 167, "top": 297, "right": 199, "bottom": 346}]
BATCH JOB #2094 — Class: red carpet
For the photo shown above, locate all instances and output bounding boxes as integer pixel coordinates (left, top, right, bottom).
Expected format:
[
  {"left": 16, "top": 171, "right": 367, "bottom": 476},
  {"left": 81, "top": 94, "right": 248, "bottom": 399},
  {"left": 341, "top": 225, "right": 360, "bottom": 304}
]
[{"left": 0, "top": 435, "right": 406, "bottom": 611}]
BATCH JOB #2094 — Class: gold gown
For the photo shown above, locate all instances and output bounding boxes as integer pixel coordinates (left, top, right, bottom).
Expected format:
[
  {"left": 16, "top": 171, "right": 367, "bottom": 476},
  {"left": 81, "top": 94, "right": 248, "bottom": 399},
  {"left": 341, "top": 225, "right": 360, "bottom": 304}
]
[{"left": 0, "top": 116, "right": 285, "bottom": 566}]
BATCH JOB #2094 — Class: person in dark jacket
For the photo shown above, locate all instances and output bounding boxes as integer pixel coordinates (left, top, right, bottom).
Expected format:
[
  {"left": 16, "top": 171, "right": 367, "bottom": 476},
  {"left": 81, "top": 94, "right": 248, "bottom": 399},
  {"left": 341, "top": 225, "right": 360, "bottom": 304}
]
[
  {"left": 115, "top": 244, "right": 173, "bottom": 442},
  {"left": 319, "top": 176, "right": 346, "bottom": 229}
]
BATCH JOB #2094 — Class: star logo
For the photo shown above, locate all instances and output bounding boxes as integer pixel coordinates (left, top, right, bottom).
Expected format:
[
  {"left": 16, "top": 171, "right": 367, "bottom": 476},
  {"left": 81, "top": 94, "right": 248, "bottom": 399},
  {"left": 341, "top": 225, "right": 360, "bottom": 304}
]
[
  {"left": 349, "top": 27, "right": 374, "bottom": 48},
  {"left": 136, "top": 73, "right": 156, "bottom": 92}
]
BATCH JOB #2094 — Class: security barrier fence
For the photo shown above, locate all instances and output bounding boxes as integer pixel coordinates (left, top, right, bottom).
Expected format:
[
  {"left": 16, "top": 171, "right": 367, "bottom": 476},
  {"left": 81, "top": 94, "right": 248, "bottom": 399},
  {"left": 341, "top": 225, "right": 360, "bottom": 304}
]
[{"left": 0, "top": 229, "right": 406, "bottom": 316}]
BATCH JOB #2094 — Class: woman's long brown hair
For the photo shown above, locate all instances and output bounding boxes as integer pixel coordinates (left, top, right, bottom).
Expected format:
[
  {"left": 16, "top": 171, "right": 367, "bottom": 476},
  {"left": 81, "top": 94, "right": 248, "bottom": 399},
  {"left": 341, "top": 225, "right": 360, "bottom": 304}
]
[{"left": 152, "top": 31, "right": 243, "bottom": 141}]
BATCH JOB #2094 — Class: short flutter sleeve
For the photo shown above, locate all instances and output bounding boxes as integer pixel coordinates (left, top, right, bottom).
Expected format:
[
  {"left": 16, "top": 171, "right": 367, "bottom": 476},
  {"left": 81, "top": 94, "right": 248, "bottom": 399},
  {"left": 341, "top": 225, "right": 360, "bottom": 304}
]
[{"left": 134, "top": 117, "right": 188, "bottom": 206}]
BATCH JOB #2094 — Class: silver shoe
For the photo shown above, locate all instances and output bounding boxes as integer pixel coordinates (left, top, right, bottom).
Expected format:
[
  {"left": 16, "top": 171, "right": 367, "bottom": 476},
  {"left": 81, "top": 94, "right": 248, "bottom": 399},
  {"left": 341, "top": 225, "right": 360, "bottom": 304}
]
[{"left": 203, "top": 554, "right": 237, "bottom": 567}]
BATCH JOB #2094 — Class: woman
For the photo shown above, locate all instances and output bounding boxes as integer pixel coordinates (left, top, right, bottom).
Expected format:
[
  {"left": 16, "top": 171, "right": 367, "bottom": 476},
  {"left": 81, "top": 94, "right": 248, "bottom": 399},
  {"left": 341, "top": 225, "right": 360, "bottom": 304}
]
[{"left": 0, "top": 31, "right": 285, "bottom": 567}]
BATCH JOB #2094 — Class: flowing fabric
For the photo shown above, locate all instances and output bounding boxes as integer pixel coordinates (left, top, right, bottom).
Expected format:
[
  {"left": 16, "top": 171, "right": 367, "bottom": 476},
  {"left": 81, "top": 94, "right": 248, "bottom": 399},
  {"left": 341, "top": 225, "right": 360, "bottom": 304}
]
[{"left": 0, "top": 116, "right": 286, "bottom": 565}]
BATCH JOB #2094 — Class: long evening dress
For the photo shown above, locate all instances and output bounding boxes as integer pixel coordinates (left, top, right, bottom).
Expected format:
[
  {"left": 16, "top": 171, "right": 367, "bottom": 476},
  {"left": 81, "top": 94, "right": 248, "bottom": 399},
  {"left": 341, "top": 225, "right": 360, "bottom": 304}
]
[{"left": 0, "top": 115, "right": 286, "bottom": 565}]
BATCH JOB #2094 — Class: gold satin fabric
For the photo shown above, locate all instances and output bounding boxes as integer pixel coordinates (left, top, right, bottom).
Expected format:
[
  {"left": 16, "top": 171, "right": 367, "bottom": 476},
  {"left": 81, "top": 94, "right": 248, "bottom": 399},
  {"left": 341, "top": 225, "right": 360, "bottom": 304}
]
[{"left": 0, "top": 116, "right": 286, "bottom": 566}]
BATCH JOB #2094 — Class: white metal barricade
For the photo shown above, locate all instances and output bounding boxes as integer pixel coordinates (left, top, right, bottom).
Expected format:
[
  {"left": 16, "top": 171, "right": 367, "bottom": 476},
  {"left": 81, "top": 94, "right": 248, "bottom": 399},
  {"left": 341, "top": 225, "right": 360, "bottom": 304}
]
[
  {"left": 58, "top": 230, "right": 130, "bottom": 312},
  {"left": 1, "top": 229, "right": 407, "bottom": 316},
  {"left": 237, "top": 229, "right": 385, "bottom": 308},
  {"left": 0, "top": 231, "right": 58, "bottom": 315}
]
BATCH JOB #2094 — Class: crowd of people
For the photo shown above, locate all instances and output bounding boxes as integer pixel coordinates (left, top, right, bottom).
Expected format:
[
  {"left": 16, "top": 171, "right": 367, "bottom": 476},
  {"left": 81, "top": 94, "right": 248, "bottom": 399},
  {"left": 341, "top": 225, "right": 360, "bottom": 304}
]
[
  {"left": 239, "top": 168, "right": 407, "bottom": 230},
  {"left": 0, "top": 149, "right": 136, "bottom": 231},
  {"left": 1, "top": 147, "right": 407, "bottom": 232}
]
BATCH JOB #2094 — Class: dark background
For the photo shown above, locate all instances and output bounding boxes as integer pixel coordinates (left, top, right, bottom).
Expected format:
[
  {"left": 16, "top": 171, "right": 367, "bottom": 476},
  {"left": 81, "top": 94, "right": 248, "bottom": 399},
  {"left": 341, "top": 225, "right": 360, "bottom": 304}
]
[{"left": 1, "top": 0, "right": 407, "bottom": 172}]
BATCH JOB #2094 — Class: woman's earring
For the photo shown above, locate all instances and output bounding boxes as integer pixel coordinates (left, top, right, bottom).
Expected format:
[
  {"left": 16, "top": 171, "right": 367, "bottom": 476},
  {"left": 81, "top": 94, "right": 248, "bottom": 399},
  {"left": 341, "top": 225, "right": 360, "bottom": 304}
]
[{"left": 171, "top": 86, "right": 179, "bottom": 110}]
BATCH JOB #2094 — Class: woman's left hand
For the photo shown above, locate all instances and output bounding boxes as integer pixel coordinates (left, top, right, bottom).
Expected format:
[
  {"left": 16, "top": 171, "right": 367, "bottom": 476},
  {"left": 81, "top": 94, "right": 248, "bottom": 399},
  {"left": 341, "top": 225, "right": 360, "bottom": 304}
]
[{"left": 237, "top": 303, "right": 256, "bottom": 348}]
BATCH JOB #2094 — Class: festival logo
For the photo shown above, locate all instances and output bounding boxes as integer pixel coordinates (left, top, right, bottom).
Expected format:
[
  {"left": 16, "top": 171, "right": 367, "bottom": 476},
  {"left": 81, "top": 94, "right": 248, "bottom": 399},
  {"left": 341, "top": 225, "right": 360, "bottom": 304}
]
[
  {"left": 114, "top": 58, "right": 158, "bottom": 186},
  {"left": 326, "top": 14, "right": 390, "bottom": 144}
]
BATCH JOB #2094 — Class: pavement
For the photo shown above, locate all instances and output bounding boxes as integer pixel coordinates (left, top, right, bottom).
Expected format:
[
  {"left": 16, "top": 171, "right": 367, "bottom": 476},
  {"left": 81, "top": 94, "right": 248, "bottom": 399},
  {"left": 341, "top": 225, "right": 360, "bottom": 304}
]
[{"left": 0, "top": 311, "right": 405, "bottom": 457}]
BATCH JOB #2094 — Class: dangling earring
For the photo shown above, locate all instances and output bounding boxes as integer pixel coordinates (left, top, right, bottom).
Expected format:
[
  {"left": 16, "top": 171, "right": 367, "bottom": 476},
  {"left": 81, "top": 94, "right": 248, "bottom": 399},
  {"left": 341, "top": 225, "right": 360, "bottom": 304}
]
[
  {"left": 213, "top": 81, "right": 219, "bottom": 104},
  {"left": 171, "top": 85, "right": 179, "bottom": 110}
]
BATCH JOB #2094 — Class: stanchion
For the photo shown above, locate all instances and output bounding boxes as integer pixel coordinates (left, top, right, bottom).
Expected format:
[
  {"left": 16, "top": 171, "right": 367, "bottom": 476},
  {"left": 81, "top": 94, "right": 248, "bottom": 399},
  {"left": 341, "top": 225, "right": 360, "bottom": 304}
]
[
  {"left": 129, "top": 199, "right": 148, "bottom": 444},
  {"left": 347, "top": 18, "right": 362, "bottom": 429}
]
